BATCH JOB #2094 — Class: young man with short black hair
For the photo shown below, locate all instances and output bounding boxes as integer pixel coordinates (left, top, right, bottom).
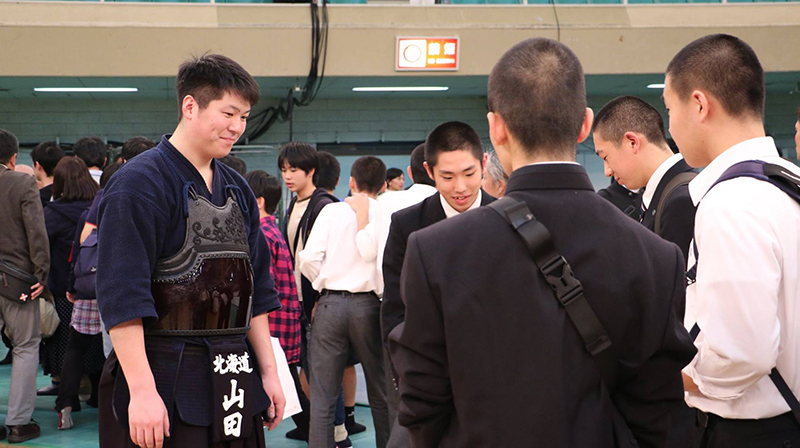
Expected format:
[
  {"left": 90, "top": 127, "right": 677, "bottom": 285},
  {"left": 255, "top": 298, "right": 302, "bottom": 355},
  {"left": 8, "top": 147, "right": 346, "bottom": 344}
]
[
  {"left": 593, "top": 95, "right": 698, "bottom": 448},
  {"left": 72, "top": 137, "right": 108, "bottom": 184},
  {"left": 593, "top": 95, "right": 698, "bottom": 262},
  {"left": 279, "top": 142, "right": 348, "bottom": 444},
  {"left": 120, "top": 136, "right": 156, "bottom": 163},
  {"left": 380, "top": 122, "right": 494, "bottom": 447},
  {"left": 298, "top": 155, "right": 390, "bottom": 448},
  {"left": 389, "top": 38, "right": 696, "bottom": 447},
  {"left": 313, "top": 151, "right": 341, "bottom": 195},
  {"left": 30, "top": 141, "right": 65, "bottom": 208},
  {"left": 96, "top": 54, "right": 285, "bottom": 448},
  {"left": 665, "top": 34, "right": 800, "bottom": 447}
]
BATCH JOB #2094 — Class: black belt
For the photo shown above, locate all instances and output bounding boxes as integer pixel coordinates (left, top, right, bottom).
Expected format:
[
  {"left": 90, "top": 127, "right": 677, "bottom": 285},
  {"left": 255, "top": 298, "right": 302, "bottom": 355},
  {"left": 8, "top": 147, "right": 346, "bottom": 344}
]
[{"left": 321, "top": 289, "right": 377, "bottom": 298}]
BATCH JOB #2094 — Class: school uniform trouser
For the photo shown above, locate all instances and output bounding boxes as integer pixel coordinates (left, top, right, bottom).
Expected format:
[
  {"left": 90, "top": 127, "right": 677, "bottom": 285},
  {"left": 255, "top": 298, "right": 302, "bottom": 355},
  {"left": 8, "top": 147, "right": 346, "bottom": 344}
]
[
  {"left": 308, "top": 292, "right": 390, "bottom": 448},
  {"left": 694, "top": 409, "right": 800, "bottom": 448},
  {"left": 384, "top": 349, "right": 410, "bottom": 448},
  {"left": 0, "top": 297, "right": 40, "bottom": 425}
]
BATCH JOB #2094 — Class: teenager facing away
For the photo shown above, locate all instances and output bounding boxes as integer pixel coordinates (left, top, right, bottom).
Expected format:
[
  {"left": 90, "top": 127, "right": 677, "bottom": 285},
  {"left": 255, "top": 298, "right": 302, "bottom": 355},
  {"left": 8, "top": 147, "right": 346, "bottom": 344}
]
[
  {"left": 298, "top": 156, "right": 391, "bottom": 448},
  {"left": 96, "top": 54, "right": 285, "bottom": 448}
]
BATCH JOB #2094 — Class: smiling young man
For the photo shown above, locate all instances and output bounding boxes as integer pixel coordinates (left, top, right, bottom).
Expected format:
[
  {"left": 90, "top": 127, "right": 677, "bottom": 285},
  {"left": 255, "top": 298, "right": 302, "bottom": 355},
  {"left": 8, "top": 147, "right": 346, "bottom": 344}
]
[
  {"left": 95, "top": 54, "right": 285, "bottom": 448},
  {"left": 389, "top": 38, "right": 696, "bottom": 448},
  {"left": 380, "top": 121, "right": 494, "bottom": 447},
  {"left": 665, "top": 35, "right": 800, "bottom": 447}
]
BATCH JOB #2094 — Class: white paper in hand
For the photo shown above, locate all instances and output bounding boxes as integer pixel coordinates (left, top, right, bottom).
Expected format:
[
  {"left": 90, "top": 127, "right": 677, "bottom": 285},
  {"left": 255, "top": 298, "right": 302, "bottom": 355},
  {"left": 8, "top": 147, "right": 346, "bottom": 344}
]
[{"left": 272, "top": 337, "right": 302, "bottom": 420}]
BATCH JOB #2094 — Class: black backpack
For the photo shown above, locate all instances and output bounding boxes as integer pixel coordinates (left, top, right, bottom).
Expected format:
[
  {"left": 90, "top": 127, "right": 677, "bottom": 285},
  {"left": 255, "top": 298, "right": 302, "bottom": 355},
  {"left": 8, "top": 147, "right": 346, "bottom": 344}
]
[{"left": 72, "top": 227, "right": 98, "bottom": 299}]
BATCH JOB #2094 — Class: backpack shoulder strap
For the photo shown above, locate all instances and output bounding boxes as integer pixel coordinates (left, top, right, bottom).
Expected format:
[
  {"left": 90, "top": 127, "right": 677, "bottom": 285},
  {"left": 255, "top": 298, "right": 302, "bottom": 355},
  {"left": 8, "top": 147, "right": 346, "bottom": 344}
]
[
  {"left": 489, "top": 196, "right": 618, "bottom": 389},
  {"left": 689, "top": 160, "right": 800, "bottom": 425},
  {"left": 654, "top": 171, "right": 697, "bottom": 237}
]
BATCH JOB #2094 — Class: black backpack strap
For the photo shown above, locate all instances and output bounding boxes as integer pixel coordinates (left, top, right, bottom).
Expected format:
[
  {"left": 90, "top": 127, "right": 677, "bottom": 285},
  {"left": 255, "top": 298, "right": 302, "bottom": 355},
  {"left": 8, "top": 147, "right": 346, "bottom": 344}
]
[
  {"left": 654, "top": 171, "right": 697, "bottom": 237},
  {"left": 690, "top": 323, "right": 800, "bottom": 426},
  {"left": 489, "top": 196, "right": 618, "bottom": 389}
]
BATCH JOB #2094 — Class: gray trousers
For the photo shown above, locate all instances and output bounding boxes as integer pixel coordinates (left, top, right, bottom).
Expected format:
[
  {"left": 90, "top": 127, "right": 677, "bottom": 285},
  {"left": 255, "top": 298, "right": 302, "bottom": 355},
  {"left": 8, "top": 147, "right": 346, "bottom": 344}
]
[
  {"left": 0, "top": 297, "right": 40, "bottom": 425},
  {"left": 309, "top": 292, "right": 390, "bottom": 448},
  {"left": 384, "top": 350, "right": 410, "bottom": 448}
]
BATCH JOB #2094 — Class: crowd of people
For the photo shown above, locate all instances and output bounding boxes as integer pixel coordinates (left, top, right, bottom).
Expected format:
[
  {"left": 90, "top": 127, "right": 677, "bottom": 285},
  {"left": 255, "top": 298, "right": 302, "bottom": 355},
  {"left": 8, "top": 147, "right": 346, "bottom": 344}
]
[{"left": 0, "top": 32, "right": 799, "bottom": 448}]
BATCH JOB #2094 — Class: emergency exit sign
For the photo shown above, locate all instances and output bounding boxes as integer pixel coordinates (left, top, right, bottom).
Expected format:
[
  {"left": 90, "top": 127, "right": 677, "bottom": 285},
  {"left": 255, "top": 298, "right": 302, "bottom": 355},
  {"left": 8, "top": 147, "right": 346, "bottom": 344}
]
[{"left": 396, "top": 37, "right": 460, "bottom": 71}]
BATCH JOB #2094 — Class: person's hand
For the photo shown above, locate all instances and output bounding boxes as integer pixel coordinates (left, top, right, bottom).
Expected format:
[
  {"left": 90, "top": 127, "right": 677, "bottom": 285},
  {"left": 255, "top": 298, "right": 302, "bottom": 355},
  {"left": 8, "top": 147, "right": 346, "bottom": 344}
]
[
  {"left": 128, "top": 386, "right": 170, "bottom": 448},
  {"left": 25, "top": 283, "right": 45, "bottom": 301},
  {"left": 311, "top": 302, "right": 319, "bottom": 324},
  {"left": 261, "top": 371, "right": 286, "bottom": 431},
  {"left": 66, "top": 291, "right": 76, "bottom": 304},
  {"left": 344, "top": 194, "right": 370, "bottom": 216},
  {"left": 682, "top": 372, "right": 700, "bottom": 394}
]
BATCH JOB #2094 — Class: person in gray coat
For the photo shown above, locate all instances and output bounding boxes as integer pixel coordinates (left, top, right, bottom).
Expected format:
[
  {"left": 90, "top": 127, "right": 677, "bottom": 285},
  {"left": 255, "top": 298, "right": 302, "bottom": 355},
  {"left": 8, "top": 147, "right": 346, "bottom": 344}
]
[{"left": 0, "top": 129, "right": 50, "bottom": 443}]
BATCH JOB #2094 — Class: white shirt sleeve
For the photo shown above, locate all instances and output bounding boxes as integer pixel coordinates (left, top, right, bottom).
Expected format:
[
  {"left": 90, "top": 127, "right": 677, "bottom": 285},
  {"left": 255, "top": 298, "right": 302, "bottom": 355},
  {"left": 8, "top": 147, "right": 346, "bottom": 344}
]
[
  {"left": 297, "top": 206, "right": 332, "bottom": 283},
  {"left": 355, "top": 221, "right": 379, "bottom": 263},
  {"left": 685, "top": 183, "right": 782, "bottom": 400}
]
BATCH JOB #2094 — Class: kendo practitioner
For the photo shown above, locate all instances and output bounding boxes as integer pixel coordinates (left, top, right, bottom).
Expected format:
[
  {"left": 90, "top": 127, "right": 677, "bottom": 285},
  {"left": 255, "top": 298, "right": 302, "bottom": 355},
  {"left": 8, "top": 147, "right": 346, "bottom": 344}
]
[{"left": 96, "top": 54, "right": 285, "bottom": 448}]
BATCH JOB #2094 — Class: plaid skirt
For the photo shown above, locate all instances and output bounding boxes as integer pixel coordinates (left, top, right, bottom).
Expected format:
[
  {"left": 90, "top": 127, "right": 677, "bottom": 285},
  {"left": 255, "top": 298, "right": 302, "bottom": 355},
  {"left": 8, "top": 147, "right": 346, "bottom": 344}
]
[{"left": 71, "top": 299, "right": 102, "bottom": 335}]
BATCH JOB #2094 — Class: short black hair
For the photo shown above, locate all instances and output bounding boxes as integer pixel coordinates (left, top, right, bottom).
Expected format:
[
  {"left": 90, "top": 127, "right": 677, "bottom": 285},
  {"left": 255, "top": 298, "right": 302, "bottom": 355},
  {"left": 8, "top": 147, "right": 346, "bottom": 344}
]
[
  {"left": 52, "top": 157, "right": 99, "bottom": 202},
  {"left": 666, "top": 34, "right": 765, "bottom": 120},
  {"left": 73, "top": 137, "right": 108, "bottom": 169},
  {"left": 278, "top": 141, "right": 318, "bottom": 175},
  {"left": 175, "top": 54, "right": 260, "bottom": 121},
  {"left": 121, "top": 136, "right": 155, "bottom": 162},
  {"left": 593, "top": 96, "right": 668, "bottom": 147},
  {"left": 100, "top": 162, "right": 123, "bottom": 188},
  {"left": 313, "top": 151, "right": 340, "bottom": 191},
  {"left": 409, "top": 143, "right": 434, "bottom": 187},
  {"left": 0, "top": 129, "right": 18, "bottom": 165},
  {"left": 425, "top": 121, "right": 484, "bottom": 169},
  {"left": 351, "top": 156, "right": 386, "bottom": 195},
  {"left": 488, "top": 38, "right": 586, "bottom": 158},
  {"left": 386, "top": 168, "right": 403, "bottom": 182},
  {"left": 30, "top": 141, "right": 64, "bottom": 176},
  {"left": 245, "top": 170, "right": 282, "bottom": 215},
  {"left": 217, "top": 154, "right": 247, "bottom": 176}
]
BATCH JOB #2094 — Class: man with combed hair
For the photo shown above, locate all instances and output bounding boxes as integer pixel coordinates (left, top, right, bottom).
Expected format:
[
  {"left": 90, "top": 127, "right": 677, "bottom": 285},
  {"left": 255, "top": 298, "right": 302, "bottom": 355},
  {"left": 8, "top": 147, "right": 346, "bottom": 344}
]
[
  {"left": 481, "top": 149, "right": 508, "bottom": 198},
  {"left": 72, "top": 137, "right": 108, "bottom": 184},
  {"left": 96, "top": 54, "right": 285, "bottom": 448},
  {"left": 593, "top": 95, "right": 697, "bottom": 262},
  {"left": 389, "top": 38, "right": 696, "bottom": 448},
  {"left": 665, "top": 34, "right": 800, "bottom": 447}
]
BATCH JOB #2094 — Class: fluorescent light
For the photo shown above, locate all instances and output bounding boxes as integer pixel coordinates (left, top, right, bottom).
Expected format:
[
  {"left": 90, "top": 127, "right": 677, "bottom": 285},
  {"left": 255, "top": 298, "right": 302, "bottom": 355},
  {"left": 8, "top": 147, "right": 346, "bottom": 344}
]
[
  {"left": 34, "top": 87, "right": 139, "bottom": 93},
  {"left": 647, "top": 83, "right": 666, "bottom": 89},
  {"left": 352, "top": 87, "right": 449, "bottom": 92}
]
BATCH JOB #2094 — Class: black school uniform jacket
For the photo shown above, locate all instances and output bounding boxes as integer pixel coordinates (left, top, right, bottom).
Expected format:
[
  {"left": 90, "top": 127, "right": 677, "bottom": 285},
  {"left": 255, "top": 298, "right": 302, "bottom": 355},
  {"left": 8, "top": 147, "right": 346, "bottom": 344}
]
[
  {"left": 388, "top": 163, "right": 697, "bottom": 448},
  {"left": 640, "top": 158, "right": 698, "bottom": 264},
  {"left": 380, "top": 190, "right": 495, "bottom": 346}
]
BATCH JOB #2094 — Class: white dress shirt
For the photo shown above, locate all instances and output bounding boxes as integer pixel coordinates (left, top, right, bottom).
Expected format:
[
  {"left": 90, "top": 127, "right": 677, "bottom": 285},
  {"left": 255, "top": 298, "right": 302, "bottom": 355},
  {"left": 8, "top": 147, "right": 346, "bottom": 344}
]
[
  {"left": 90, "top": 169, "right": 102, "bottom": 185},
  {"left": 684, "top": 136, "right": 800, "bottom": 419},
  {"left": 642, "top": 153, "right": 684, "bottom": 210},
  {"left": 297, "top": 200, "right": 383, "bottom": 296},
  {"left": 440, "top": 190, "right": 482, "bottom": 219},
  {"left": 360, "top": 183, "right": 437, "bottom": 278}
]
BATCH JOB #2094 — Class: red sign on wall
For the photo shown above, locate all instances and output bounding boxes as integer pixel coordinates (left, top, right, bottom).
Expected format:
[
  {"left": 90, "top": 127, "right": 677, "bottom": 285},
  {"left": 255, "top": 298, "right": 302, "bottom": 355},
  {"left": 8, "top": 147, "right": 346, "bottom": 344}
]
[{"left": 396, "top": 37, "right": 460, "bottom": 72}]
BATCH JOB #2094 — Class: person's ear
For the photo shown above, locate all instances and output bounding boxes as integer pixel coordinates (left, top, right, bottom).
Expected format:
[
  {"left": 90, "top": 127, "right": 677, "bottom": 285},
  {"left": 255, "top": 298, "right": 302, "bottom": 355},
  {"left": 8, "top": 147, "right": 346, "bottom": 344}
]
[
  {"left": 7, "top": 153, "right": 17, "bottom": 170},
  {"left": 406, "top": 166, "right": 414, "bottom": 183},
  {"left": 623, "top": 132, "right": 642, "bottom": 154},
  {"left": 577, "top": 108, "right": 594, "bottom": 143},
  {"left": 693, "top": 90, "right": 710, "bottom": 123},
  {"left": 424, "top": 161, "right": 434, "bottom": 181},
  {"left": 181, "top": 95, "right": 197, "bottom": 121},
  {"left": 348, "top": 176, "right": 356, "bottom": 192},
  {"left": 256, "top": 197, "right": 266, "bottom": 213},
  {"left": 488, "top": 112, "right": 509, "bottom": 150}
]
